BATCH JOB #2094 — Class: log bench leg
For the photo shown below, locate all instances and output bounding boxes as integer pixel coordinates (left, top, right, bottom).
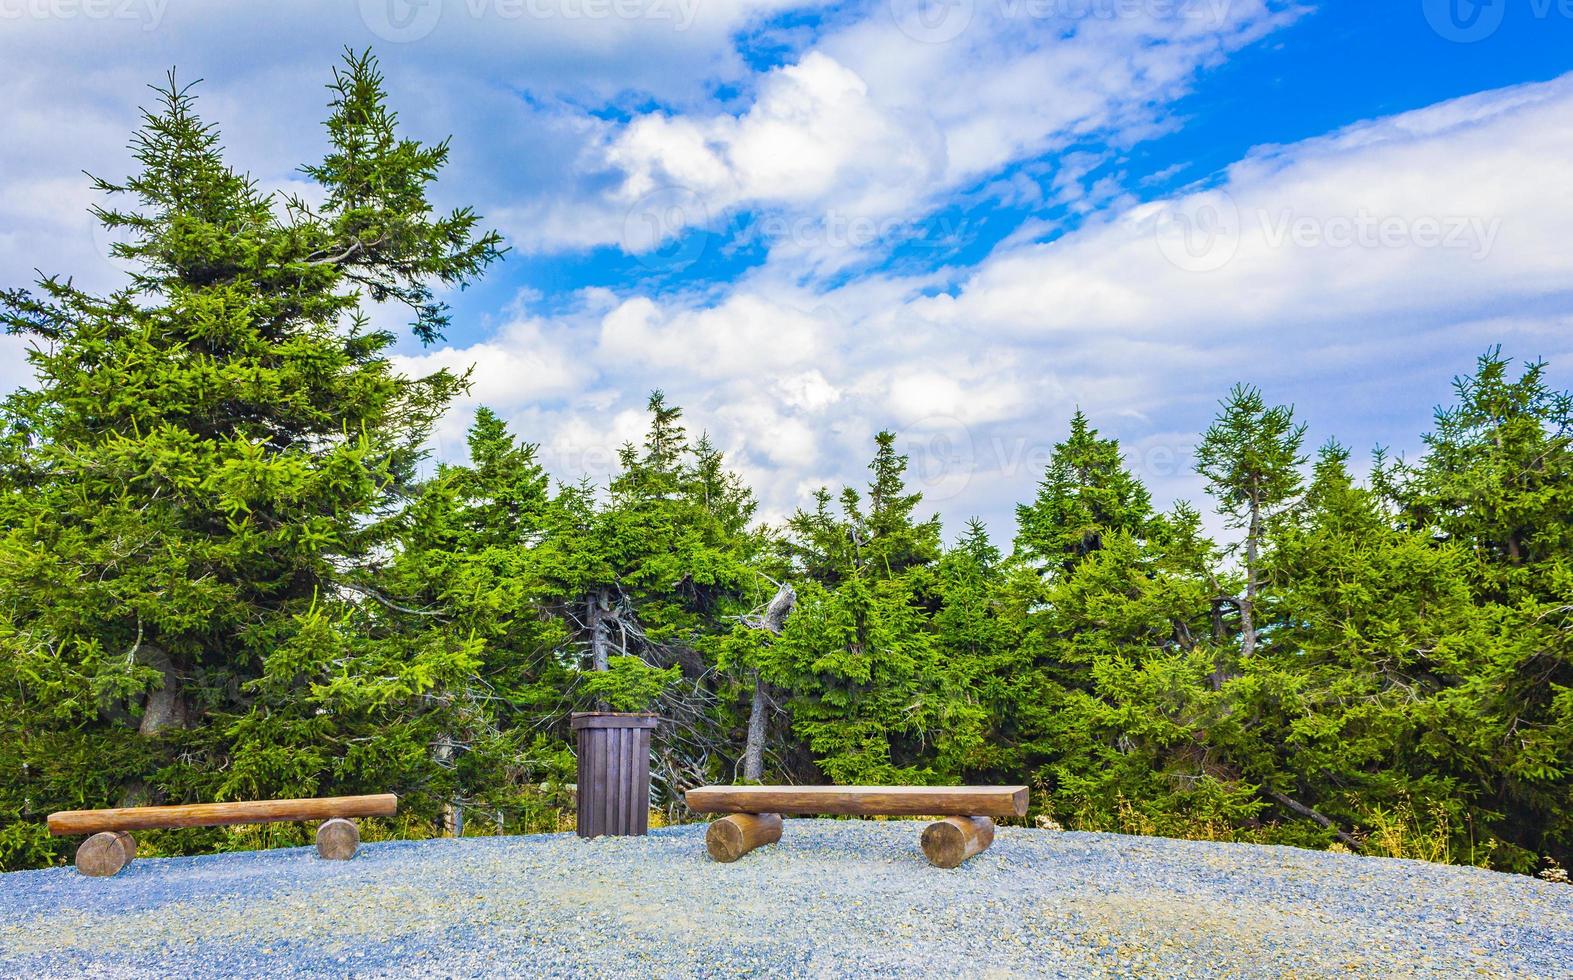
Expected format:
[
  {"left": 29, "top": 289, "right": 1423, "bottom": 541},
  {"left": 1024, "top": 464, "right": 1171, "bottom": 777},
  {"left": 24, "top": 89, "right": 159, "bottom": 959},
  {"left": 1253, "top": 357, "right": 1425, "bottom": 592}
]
[
  {"left": 115, "top": 831, "right": 136, "bottom": 869},
  {"left": 76, "top": 831, "right": 134, "bottom": 877},
  {"left": 315, "top": 817, "right": 360, "bottom": 860},
  {"left": 921, "top": 816, "right": 994, "bottom": 868},
  {"left": 705, "top": 813, "right": 782, "bottom": 863}
]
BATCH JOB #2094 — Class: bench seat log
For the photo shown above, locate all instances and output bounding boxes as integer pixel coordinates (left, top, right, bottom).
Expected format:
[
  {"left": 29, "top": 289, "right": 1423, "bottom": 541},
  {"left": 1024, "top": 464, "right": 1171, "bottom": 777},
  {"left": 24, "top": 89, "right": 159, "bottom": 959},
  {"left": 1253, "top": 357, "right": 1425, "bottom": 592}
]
[
  {"left": 686, "top": 785, "right": 1028, "bottom": 818},
  {"left": 46, "top": 794, "right": 398, "bottom": 836}
]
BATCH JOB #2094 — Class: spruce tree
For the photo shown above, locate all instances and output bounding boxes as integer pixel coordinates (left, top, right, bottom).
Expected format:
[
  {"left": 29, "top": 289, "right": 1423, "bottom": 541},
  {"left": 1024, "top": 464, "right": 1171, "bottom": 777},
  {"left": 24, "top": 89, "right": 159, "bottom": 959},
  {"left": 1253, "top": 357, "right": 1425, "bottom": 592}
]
[
  {"left": 1010, "top": 415, "right": 1230, "bottom": 832},
  {"left": 1195, "top": 385, "right": 1307, "bottom": 670},
  {"left": 0, "top": 51, "right": 501, "bottom": 866},
  {"left": 1015, "top": 410, "right": 1154, "bottom": 573},
  {"left": 771, "top": 432, "right": 945, "bottom": 783},
  {"left": 374, "top": 408, "right": 573, "bottom": 834},
  {"left": 930, "top": 519, "right": 1019, "bottom": 778},
  {"left": 1400, "top": 351, "right": 1573, "bottom": 869},
  {"left": 1240, "top": 443, "right": 1483, "bottom": 852}
]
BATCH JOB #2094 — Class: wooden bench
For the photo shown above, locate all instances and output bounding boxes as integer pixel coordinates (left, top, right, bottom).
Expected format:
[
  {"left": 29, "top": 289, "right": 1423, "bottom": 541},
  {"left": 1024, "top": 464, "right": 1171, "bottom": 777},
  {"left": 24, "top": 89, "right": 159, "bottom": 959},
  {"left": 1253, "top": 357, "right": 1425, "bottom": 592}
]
[
  {"left": 685, "top": 785, "right": 1028, "bottom": 868},
  {"left": 46, "top": 794, "right": 398, "bottom": 877}
]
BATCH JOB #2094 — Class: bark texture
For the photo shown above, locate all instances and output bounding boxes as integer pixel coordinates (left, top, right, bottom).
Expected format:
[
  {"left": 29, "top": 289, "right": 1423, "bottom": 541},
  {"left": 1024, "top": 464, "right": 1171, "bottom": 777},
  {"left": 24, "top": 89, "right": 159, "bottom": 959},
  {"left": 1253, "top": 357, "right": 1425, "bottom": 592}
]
[
  {"left": 136, "top": 645, "right": 187, "bottom": 736},
  {"left": 743, "top": 582, "right": 795, "bottom": 781}
]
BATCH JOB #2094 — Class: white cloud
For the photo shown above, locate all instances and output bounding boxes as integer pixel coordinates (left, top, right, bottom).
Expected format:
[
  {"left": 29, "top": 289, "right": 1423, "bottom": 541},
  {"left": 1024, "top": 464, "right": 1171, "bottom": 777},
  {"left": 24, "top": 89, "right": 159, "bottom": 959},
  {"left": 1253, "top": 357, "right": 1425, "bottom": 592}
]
[
  {"left": 927, "top": 71, "right": 1573, "bottom": 342},
  {"left": 394, "top": 71, "right": 1573, "bottom": 539},
  {"left": 0, "top": 0, "right": 807, "bottom": 300},
  {"left": 596, "top": 292, "right": 832, "bottom": 378},
  {"left": 586, "top": 0, "right": 1302, "bottom": 267},
  {"left": 0, "top": 335, "right": 37, "bottom": 394},
  {"left": 774, "top": 370, "right": 840, "bottom": 411},
  {"left": 8, "top": 7, "right": 1572, "bottom": 547}
]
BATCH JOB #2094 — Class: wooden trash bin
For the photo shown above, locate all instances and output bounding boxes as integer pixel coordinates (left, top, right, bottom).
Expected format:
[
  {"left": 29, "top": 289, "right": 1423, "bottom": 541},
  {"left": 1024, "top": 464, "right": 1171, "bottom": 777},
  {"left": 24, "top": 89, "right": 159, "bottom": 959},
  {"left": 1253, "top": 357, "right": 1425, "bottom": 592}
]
[{"left": 572, "top": 712, "right": 658, "bottom": 838}]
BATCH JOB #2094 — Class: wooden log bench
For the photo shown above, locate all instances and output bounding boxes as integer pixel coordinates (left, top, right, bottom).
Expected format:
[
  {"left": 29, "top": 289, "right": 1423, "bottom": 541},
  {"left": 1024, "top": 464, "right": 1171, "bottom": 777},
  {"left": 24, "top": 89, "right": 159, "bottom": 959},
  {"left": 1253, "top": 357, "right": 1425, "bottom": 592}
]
[
  {"left": 45, "top": 794, "right": 398, "bottom": 877},
  {"left": 685, "top": 785, "right": 1028, "bottom": 868}
]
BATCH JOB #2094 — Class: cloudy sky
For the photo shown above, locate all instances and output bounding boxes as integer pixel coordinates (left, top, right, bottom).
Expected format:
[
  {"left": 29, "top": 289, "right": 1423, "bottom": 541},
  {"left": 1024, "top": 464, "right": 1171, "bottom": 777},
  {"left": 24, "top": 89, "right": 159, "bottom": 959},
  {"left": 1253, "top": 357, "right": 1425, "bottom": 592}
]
[{"left": 4, "top": 1, "right": 1572, "bottom": 539}]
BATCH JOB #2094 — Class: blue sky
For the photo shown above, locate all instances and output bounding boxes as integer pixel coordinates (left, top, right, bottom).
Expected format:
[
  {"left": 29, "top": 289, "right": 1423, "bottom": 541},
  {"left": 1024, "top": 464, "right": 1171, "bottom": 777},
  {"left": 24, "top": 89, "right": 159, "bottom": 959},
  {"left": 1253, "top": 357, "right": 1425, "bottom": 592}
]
[{"left": 3, "top": 0, "right": 1572, "bottom": 539}]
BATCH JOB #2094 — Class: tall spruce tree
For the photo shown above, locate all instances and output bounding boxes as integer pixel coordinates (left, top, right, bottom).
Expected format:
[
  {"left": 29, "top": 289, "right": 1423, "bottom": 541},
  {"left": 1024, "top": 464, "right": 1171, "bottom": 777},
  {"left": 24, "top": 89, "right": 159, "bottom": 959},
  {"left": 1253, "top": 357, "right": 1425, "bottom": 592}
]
[
  {"left": 1399, "top": 352, "right": 1573, "bottom": 870},
  {"left": 1015, "top": 410, "right": 1154, "bottom": 573},
  {"left": 373, "top": 408, "right": 573, "bottom": 835},
  {"left": 1011, "top": 415, "right": 1232, "bottom": 832},
  {"left": 1195, "top": 385, "right": 1307, "bottom": 674},
  {"left": 771, "top": 432, "right": 945, "bottom": 783},
  {"left": 929, "top": 519, "right": 1019, "bottom": 778},
  {"left": 0, "top": 52, "right": 502, "bottom": 867},
  {"left": 1236, "top": 443, "right": 1484, "bottom": 852}
]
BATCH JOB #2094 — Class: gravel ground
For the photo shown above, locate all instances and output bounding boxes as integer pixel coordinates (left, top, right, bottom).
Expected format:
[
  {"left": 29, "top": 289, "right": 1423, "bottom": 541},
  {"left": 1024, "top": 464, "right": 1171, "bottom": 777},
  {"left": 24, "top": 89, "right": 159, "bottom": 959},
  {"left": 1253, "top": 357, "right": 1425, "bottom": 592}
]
[{"left": 1, "top": 821, "right": 1569, "bottom": 978}]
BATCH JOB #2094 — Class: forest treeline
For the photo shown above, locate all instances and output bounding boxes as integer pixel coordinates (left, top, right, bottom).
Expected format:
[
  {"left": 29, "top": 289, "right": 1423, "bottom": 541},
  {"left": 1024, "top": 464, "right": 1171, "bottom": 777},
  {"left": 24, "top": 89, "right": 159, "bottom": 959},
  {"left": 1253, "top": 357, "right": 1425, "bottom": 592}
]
[{"left": 2, "top": 54, "right": 1570, "bottom": 877}]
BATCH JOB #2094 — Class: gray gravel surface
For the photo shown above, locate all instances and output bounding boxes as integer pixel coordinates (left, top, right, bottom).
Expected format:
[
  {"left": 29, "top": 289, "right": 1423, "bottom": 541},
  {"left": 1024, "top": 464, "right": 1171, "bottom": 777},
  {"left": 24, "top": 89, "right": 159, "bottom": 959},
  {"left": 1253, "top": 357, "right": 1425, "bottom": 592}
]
[{"left": 1, "top": 820, "right": 1569, "bottom": 978}]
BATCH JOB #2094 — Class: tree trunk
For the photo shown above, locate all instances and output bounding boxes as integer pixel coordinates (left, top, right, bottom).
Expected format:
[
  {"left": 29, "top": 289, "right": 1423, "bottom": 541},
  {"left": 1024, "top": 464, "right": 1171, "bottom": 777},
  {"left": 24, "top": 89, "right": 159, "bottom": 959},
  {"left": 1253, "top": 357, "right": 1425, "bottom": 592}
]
[
  {"left": 742, "top": 583, "right": 795, "bottom": 782},
  {"left": 760, "top": 583, "right": 796, "bottom": 635},
  {"left": 1241, "top": 499, "right": 1260, "bottom": 661},
  {"left": 136, "top": 645, "right": 187, "bottom": 736},
  {"left": 433, "top": 731, "right": 462, "bottom": 837},
  {"left": 588, "top": 589, "right": 611, "bottom": 672},
  {"left": 705, "top": 812, "right": 783, "bottom": 862},
  {"left": 743, "top": 675, "right": 768, "bottom": 781},
  {"left": 920, "top": 816, "right": 995, "bottom": 868}
]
